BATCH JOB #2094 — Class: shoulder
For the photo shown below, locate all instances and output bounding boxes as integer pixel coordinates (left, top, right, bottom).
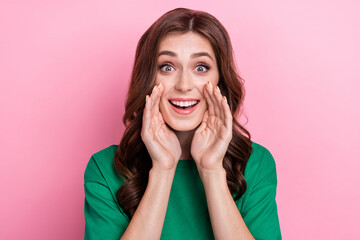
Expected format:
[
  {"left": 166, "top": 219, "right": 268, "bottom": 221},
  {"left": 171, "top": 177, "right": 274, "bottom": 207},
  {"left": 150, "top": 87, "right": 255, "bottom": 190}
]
[
  {"left": 84, "top": 145, "right": 125, "bottom": 192},
  {"left": 244, "top": 141, "right": 277, "bottom": 186},
  {"left": 238, "top": 142, "right": 282, "bottom": 239},
  {"left": 235, "top": 141, "right": 278, "bottom": 209},
  {"left": 248, "top": 141, "right": 276, "bottom": 165}
]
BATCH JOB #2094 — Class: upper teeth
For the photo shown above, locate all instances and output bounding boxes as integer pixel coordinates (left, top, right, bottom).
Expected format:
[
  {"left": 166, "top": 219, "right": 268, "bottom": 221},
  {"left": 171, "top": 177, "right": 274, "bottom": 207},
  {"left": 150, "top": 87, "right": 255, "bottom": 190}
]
[{"left": 171, "top": 100, "right": 198, "bottom": 107}]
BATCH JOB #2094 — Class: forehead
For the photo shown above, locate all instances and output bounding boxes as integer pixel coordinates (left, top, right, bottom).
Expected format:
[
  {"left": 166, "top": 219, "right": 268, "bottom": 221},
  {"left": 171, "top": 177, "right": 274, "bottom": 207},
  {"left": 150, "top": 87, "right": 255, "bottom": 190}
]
[{"left": 158, "top": 32, "right": 215, "bottom": 57}]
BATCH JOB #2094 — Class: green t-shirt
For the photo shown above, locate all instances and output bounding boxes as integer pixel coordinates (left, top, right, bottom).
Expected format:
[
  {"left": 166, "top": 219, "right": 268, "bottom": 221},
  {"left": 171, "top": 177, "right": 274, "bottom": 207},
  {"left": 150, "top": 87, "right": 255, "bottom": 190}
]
[{"left": 84, "top": 141, "right": 281, "bottom": 240}]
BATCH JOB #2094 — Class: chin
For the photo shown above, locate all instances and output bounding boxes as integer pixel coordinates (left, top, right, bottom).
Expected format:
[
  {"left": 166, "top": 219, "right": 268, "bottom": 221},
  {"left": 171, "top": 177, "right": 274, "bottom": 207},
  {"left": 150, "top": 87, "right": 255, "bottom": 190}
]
[{"left": 165, "top": 119, "right": 201, "bottom": 132}]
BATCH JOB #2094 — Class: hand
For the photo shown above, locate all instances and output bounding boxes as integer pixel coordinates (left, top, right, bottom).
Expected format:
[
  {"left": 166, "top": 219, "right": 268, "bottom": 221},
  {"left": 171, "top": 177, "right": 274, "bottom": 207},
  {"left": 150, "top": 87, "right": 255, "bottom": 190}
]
[
  {"left": 191, "top": 81, "right": 233, "bottom": 171},
  {"left": 141, "top": 83, "right": 182, "bottom": 171}
]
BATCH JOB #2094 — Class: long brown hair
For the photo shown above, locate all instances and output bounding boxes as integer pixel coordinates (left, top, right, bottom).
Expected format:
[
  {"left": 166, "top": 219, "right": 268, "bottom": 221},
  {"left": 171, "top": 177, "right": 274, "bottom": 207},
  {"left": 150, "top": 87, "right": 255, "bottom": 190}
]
[{"left": 114, "top": 8, "right": 253, "bottom": 219}]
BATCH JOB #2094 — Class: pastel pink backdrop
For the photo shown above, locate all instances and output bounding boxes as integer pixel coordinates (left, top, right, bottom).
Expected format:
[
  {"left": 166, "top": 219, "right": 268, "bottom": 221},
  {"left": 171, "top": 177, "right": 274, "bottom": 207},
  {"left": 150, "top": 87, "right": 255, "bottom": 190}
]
[{"left": 1, "top": 0, "right": 359, "bottom": 239}]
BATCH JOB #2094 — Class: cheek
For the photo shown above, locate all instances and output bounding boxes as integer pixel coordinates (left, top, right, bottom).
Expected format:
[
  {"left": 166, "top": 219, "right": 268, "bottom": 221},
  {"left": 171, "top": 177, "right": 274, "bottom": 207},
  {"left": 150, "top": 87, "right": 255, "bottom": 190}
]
[
  {"left": 155, "top": 72, "right": 174, "bottom": 84},
  {"left": 156, "top": 77, "right": 173, "bottom": 94},
  {"left": 196, "top": 74, "right": 219, "bottom": 89},
  {"left": 155, "top": 78, "right": 161, "bottom": 85},
  {"left": 155, "top": 72, "right": 165, "bottom": 85},
  {"left": 210, "top": 72, "right": 220, "bottom": 86}
]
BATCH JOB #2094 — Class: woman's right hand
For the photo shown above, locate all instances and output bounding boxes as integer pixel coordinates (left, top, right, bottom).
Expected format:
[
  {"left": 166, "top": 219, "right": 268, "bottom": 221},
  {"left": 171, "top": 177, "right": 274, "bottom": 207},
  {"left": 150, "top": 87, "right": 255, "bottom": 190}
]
[{"left": 141, "top": 83, "right": 181, "bottom": 171}]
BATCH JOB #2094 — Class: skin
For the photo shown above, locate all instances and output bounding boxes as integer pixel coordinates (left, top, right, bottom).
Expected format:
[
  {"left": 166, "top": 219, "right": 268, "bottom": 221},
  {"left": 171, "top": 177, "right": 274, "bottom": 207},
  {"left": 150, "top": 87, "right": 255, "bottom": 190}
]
[
  {"left": 138, "top": 31, "right": 254, "bottom": 239},
  {"left": 156, "top": 31, "right": 220, "bottom": 133},
  {"left": 142, "top": 31, "right": 232, "bottom": 171}
]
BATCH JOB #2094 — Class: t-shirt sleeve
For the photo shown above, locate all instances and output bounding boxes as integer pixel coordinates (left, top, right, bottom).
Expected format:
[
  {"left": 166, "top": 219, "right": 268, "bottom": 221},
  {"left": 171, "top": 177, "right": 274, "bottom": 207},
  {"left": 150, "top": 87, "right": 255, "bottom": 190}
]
[
  {"left": 242, "top": 148, "right": 282, "bottom": 240},
  {"left": 84, "top": 156, "right": 130, "bottom": 240}
]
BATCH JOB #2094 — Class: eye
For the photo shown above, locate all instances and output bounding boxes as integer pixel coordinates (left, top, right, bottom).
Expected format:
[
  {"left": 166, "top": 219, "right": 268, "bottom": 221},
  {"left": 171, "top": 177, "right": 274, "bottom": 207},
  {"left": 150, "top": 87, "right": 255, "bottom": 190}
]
[
  {"left": 195, "top": 64, "right": 210, "bottom": 72},
  {"left": 159, "top": 64, "right": 175, "bottom": 72}
]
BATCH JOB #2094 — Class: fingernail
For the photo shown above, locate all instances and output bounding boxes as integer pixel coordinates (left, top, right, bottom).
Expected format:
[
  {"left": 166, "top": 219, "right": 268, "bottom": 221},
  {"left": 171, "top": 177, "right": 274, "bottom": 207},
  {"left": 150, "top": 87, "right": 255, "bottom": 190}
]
[
  {"left": 146, "top": 95, "right": 149, "bottom": 102},
  {"left": 223, "top": 96, "right": 227, "bottom": 103},
  {"left": 216, "top": 86, "right": 221, "bottom": 93},
  {"left": 208, "top": 81, "right": 212, "bottom": 88},
  {"left": 158, "top": 82, "right": 162, "bottom": 88}
]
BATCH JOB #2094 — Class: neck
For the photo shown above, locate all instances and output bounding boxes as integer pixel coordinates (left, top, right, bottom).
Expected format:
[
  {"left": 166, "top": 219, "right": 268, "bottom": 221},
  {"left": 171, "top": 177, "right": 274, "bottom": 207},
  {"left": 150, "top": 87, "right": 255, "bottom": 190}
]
[{"left": 174, "top": 129, "right": 196, "bottom": 160}]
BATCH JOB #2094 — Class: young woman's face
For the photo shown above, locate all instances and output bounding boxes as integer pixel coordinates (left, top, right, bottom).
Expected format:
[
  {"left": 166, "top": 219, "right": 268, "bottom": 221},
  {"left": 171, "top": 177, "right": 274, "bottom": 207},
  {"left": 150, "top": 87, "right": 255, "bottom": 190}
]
[{"left": 155, "top": 31, "right": 220, "bottom": 131}]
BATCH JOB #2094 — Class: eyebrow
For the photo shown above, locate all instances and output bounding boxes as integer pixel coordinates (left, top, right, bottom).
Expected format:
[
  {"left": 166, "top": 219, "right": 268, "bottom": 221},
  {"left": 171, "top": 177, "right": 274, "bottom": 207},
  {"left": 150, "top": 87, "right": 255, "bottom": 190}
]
[{"left": 157, "top": 50, "right": 213, "bottom": 61}]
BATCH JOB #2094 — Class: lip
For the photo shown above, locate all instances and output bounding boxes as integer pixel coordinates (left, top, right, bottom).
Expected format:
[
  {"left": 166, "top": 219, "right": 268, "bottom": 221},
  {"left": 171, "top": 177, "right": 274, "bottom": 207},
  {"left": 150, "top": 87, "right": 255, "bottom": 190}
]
[
  {"left": 168, "top": 98, "right": 200, "bottom": 115},
  {"left": 168, "top": 98, "right": 200, "bottom": 101}
]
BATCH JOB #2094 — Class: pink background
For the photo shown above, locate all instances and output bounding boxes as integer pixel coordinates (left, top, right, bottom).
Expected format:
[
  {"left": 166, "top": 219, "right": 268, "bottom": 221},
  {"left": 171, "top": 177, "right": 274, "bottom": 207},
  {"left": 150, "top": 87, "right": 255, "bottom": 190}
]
[{"left": 1, "top": 0, "right": 359, "bottom": 239}]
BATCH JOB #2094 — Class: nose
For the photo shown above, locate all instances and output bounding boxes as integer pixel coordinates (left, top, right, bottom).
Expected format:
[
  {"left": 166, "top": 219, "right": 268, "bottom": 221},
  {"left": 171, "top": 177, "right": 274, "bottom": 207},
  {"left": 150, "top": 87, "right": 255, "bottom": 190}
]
[{"left": 175, "top": 71, "right": 193, "bottom": 92}]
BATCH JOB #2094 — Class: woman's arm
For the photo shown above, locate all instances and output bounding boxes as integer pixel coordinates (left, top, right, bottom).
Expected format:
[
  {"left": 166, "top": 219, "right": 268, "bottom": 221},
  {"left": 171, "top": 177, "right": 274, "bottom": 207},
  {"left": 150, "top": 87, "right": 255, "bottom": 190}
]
[
  {"left": 120, "top": 83, "right": 181, "bottom": 238},
  {"left": 84, "top": 152, "right": 177, "bottom": 240},
  {"left": 199, "top": 168, "right": 254, "bottom": 240},
  {"left": 198, "top": 147, "right": 282, "bottom": 240},
  {"left": 120, "top": 166, "right": 176, "bottom": 240},
  {"left": 119, "top": 83, "right": 181, "bottom": 239},
  {"left": 190, "top": 82, "right": 254, "bottom": 239}
]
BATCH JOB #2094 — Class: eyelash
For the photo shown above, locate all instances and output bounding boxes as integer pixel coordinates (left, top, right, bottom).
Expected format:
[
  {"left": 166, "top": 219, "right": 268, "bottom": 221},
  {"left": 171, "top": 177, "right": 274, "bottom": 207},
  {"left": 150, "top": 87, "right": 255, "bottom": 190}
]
[{"left": 158, "top": 63, "right": 210, "bottom": 72}]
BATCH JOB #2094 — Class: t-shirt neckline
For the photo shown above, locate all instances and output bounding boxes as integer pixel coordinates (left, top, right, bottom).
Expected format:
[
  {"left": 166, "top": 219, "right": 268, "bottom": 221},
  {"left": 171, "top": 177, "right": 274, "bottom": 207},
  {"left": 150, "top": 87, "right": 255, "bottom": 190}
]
[{"left": 177, "top": 159, "right": 196, "bottom": 168}]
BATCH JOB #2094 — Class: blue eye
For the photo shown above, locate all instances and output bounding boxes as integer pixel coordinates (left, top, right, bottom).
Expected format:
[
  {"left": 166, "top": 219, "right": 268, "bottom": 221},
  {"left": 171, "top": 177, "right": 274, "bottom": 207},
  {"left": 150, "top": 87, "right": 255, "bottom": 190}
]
[
  {"left": 195, "top": 64, "right": 210, "bottom": 72},
  {"left": 159, "top": 64, "right": 174, "bottom": 72}
]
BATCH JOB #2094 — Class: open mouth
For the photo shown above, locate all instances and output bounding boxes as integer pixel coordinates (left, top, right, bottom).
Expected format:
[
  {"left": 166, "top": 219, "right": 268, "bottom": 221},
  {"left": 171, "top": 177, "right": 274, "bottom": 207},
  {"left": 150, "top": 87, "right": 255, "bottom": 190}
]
[{"left": 169, "top": 100, "right": 200, "bottom": 109}]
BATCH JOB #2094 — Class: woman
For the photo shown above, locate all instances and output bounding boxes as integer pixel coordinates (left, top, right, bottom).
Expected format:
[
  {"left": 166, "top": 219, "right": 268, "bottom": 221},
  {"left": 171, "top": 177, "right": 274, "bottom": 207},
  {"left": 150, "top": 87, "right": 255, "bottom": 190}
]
[{"left": 84, "top": 8, "right": 281, "bottom": 240}]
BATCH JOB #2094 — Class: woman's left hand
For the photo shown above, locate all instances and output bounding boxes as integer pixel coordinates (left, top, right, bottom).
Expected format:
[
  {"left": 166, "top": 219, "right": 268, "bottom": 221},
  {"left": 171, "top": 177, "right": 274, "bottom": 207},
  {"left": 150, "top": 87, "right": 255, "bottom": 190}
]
[{"left": 191, "top": 81, "right": 233, "bottom": 172}]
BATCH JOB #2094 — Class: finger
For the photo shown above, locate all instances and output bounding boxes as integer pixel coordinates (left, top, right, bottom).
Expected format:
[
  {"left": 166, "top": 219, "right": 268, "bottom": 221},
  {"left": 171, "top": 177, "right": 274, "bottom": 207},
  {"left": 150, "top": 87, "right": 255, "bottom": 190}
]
[
  {"left": 142, "top": 94, "right": 151, "bottom": 131},
  {"left": 149, "top": 84, "right": 158, "bottom": 113},
  {"left": 214, "top": 86, "right": 225, "bottom": 120},
  {"left": 196, "top": 110, "right": 209, "bottom": 133},
  {"left": 155, "top": 84, "right": 165, "bottom": 126},
  {"left": 221, "top": 96, "right": 232, "bottom": 128},
  {"left": 149, "top": 84, "right": 163, "bottom": 130},
  {"left": 202, "top": 109, "right": 209, "bottom": 123},
  {"left": 204, "top": 82, "right": 215, "bottom": 116},
  {"left": 157, "top": 108, "right": 165, "bottom": 125},
  {"left": 152, "top": 83, "right": 163, "bottom": 116},
  {"left": 151, "top": 85, "right": 161, "bottom": 117},
  {"left": 209, "top": 84, "right": 221, "bottom": 118}
]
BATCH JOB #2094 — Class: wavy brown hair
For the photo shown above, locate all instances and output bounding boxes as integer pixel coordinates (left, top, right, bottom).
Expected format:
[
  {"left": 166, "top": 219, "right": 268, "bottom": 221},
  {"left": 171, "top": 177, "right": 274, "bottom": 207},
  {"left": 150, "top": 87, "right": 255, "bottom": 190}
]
[{"left": 114, "top": 8, "right": 253, "bottom": 219}]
